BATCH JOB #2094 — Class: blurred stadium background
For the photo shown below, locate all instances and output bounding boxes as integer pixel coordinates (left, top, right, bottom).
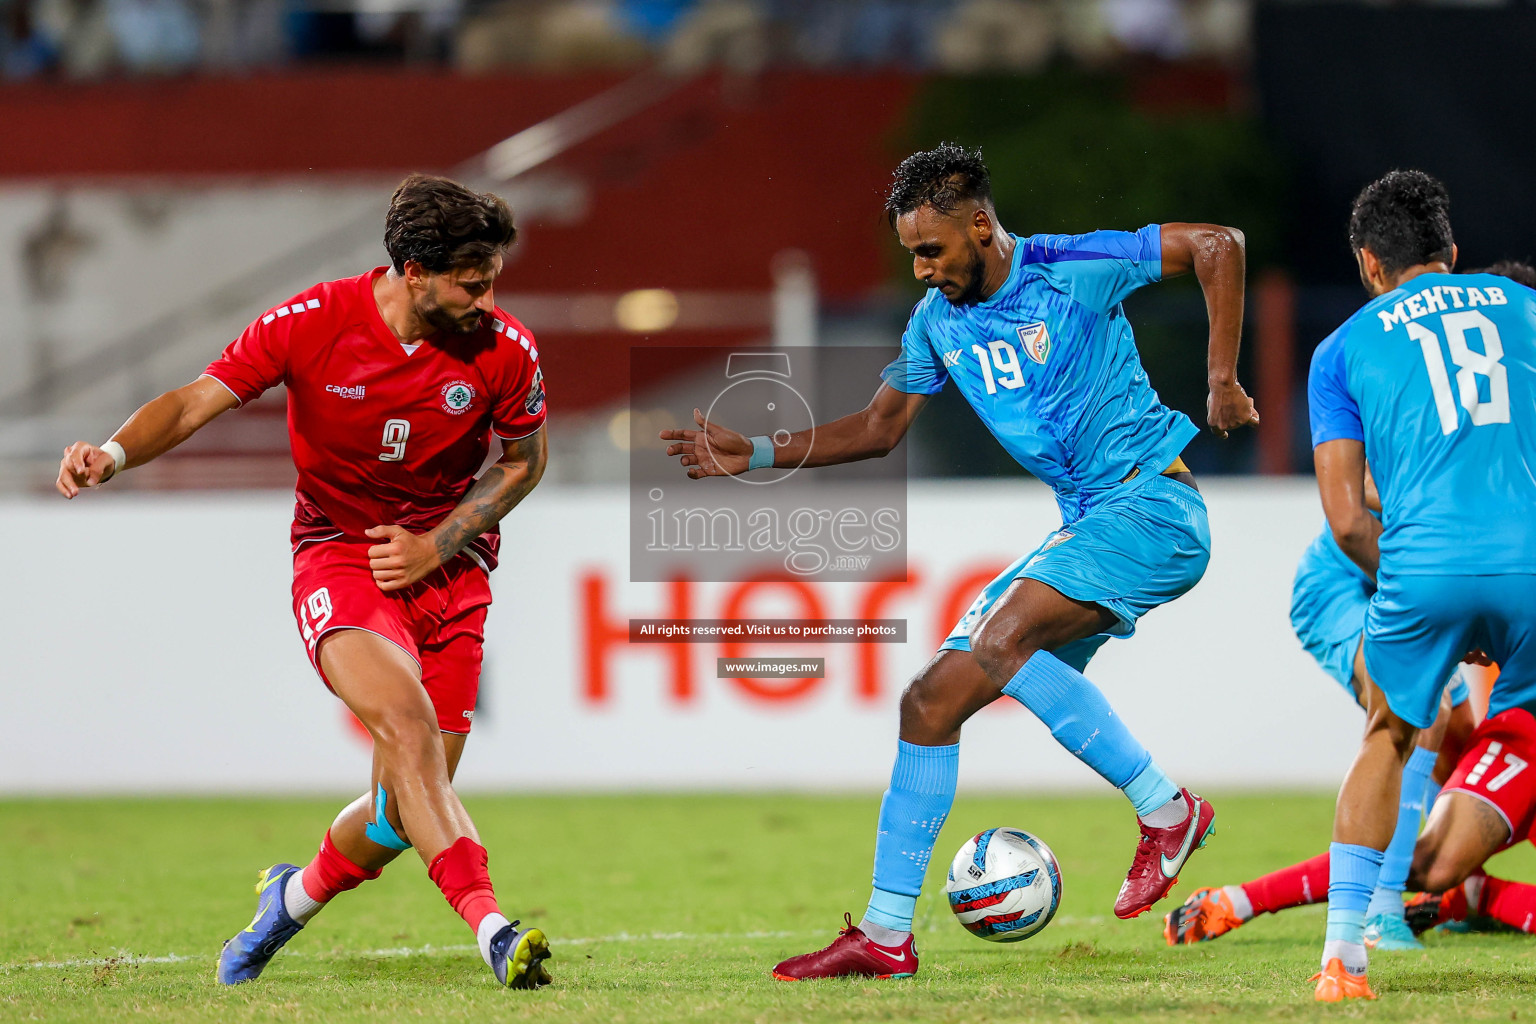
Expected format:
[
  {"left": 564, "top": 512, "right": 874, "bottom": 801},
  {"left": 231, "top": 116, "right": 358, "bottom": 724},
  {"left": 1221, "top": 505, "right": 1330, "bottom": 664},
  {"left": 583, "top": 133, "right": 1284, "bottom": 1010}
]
[{"left": 2, "top": 0, "right": 1532, "bottom": 797}]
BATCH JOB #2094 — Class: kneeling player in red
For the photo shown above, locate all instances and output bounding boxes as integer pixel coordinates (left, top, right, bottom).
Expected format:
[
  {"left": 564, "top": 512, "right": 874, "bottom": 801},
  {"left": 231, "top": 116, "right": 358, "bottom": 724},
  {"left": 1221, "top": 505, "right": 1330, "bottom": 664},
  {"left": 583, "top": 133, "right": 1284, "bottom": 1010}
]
[
  {"left": 55, "top": 175, "right": 552, "bottom": 989},
  {"left": 1167, "top": 702, "right": 1536, "bottom": 945},
  {"left": 1405, "top": 706, "right": 1536, "bottom": 935}
]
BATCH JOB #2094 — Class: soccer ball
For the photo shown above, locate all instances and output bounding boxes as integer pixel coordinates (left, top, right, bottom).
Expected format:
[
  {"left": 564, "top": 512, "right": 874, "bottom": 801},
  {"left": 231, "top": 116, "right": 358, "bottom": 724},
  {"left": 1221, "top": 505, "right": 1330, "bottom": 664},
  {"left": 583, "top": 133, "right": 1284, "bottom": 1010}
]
[{"left": 945, "top": 828, "right": 1062, "bottom": 942}]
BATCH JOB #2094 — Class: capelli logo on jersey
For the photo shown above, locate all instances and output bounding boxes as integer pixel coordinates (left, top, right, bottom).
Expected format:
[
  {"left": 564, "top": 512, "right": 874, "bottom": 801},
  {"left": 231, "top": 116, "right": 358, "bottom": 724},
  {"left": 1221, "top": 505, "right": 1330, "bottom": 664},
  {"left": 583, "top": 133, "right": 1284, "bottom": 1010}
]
[
  {"left": 942, "top": 350, "right": 963, "bottom": 367},
  {"left": 1017, "top": 321, "right": 1051, "bottom": 364},
  {"left": 325, "top": 384, "right": 366, "bottom": 400},
  {"left": 440, "top": 380, "right": 476, "bottom": 415}
]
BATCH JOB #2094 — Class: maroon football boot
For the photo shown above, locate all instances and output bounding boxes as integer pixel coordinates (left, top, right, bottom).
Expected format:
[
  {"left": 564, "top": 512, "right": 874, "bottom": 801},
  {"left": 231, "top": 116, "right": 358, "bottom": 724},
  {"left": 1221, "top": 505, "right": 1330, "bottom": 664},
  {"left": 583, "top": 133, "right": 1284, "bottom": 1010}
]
[
  {"left": 1114, "top": 789, "right": 1216, "bottom": 919},
  {"left": 772, "top": 914, "right": 919, "bottom": 980}
]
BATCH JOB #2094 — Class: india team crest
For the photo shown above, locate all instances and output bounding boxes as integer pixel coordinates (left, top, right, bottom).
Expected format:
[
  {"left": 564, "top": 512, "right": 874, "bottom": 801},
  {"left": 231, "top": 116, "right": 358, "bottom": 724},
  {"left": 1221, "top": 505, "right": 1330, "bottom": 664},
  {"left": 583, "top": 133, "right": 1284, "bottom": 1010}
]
[
  {"left": 1017, "top": 321, "right": 1052, "bottom": 364},
  {"left": 440, "top": 380, "right": 476, "bottom": 415}
]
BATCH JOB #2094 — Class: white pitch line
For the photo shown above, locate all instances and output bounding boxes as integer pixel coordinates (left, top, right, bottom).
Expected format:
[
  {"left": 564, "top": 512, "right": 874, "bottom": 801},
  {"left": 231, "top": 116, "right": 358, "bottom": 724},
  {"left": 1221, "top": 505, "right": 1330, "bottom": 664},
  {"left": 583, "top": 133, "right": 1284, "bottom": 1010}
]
[
  {"left": 5, "top": 918, "right": 1109, "bottom": 973},
  {"left": 4, "top": 930, "right": 812, "bottom": 972}
]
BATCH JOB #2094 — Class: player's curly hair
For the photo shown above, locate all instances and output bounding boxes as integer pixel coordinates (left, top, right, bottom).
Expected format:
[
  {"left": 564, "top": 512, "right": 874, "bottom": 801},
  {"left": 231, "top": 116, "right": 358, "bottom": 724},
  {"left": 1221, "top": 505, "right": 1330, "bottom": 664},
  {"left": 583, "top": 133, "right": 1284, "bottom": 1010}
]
[
  {"left": 884, "top": 142, "right": 992, "bottom": 228},
  {"left": 1348, "top": 169, "right": 1453, "bottom": 274},
  {"left": 384, "top": 174, "right": 517, "bottom": 274},
  {"left": 1468, "top": 260, "right": 1536, "bottom": 290}
]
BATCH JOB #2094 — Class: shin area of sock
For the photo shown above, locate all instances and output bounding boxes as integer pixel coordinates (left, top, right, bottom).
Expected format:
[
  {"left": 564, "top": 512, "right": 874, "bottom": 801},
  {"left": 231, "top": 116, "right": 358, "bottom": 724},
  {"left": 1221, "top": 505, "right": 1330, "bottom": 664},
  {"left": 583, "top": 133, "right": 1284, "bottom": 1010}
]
[
  {"left": 301, "top": 830, "right": 382, "bottom": 903},
  {"left": 427, "top": 836, "right": 502, "bottom": 934}
]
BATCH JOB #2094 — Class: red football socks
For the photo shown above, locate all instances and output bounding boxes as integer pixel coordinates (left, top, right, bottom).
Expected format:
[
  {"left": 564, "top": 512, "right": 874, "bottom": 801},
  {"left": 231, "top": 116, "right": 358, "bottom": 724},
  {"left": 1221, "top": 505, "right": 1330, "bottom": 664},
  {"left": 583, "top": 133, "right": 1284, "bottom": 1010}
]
[
  {"left": 1481, "top": 875, "right": 1536, "bottom": 933},
  {"left": 427, "top": 836, "right": 501, "bottom": 934},
  {"left": 1243, "top": 851, "right": 1330, "bottom": 915},
  {"left": 301, "top": 830, "right": 382, "bottom": 903}
]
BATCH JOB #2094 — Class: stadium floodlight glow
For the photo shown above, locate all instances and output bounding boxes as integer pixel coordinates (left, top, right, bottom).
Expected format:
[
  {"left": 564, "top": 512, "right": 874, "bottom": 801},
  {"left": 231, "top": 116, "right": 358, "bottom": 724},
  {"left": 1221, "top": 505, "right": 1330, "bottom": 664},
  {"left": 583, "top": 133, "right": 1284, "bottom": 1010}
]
[{"left": 615, "top": 289, "right": 680, "bottom": 333}]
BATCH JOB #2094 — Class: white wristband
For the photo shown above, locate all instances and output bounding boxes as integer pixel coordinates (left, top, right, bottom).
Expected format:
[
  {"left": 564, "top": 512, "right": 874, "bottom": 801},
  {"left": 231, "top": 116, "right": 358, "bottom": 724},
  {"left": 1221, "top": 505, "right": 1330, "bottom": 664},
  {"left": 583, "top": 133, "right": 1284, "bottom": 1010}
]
[{"left": 100, "top": 440, "right": 127, "bottom": 480}]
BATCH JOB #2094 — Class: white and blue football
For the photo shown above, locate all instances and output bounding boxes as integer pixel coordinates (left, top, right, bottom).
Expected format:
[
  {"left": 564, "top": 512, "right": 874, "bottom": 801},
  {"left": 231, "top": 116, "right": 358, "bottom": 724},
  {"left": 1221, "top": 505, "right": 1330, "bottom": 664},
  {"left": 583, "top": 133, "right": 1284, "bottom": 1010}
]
[{"left": 945, "top": 827, "right": 1063, "bottom": 942}]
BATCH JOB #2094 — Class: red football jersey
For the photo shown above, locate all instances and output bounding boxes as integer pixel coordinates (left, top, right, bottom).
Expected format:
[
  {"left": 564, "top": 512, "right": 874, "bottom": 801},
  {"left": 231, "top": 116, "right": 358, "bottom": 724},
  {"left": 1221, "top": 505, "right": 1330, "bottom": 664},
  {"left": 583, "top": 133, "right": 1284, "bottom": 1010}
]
[{"left": 204, "top": 268, "right": 546, "bottom": 571}]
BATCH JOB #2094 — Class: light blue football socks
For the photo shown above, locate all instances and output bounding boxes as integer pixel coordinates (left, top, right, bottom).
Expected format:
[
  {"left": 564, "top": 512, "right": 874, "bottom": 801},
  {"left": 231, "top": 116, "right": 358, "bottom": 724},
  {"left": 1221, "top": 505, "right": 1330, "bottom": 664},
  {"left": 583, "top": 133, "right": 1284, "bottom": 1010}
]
[
  {"left": 1325, "top": 841, "right": 1385, "bottom": 973},
  {"left": 1367, "top": 746, "right": 1438, "bottom": 919},
  {"left": 1001, "top": 650, "right": 1182, "bottom": 821},
  {"left": 862, "top": 649, "right": 1189, "bottom": 942},
  {"left": 863, "top": 740, "right": 959, "bottom": 940}
]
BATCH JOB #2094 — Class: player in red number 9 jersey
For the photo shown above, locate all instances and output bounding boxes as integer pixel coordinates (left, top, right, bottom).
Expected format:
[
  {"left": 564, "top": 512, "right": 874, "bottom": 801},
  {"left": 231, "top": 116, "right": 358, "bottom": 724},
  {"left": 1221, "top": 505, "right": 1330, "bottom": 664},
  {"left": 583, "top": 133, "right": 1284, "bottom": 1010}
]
[{"left": 55, "top": 175, "right": 553, "bottom": 990}]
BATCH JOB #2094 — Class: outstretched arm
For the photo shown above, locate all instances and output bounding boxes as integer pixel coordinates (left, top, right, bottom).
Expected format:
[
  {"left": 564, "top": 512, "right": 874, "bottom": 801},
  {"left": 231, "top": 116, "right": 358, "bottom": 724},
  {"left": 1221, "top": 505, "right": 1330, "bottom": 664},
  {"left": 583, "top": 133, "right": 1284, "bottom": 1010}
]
[
  {"left": 1160, "top": 222, "right": 1259, "bottom": 438},
  {"left": 660, "top": 382, "right": 927, "bottom": 479},
  {"left": 365, "top": 426, "right": 548, "bottom": 592},
  {"left": 55, "top": 375, "right": 240, "bottom": 497},
  {"left": 1315, "top": 438, "right": 1379, "bottom": 576}
]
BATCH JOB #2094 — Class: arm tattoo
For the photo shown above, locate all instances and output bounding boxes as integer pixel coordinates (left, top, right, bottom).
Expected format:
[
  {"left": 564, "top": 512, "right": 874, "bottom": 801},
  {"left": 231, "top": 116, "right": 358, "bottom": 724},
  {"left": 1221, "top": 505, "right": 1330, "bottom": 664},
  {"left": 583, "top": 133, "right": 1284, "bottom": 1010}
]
[{"left": 432, "top": 431, "right": 545, "bottom": 564}]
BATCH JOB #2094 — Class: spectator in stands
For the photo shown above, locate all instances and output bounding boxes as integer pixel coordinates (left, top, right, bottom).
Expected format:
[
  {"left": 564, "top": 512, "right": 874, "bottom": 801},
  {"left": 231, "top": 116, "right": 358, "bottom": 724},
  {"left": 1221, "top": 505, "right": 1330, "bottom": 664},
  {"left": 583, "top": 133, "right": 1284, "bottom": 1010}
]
[
  {"left": 934, "top": 0, "right": 1055, "bottom": 74},
  {"left": 105, "top": 0, "right": 200, "bottom": 72},
  {"left": 777, "top": 0, "right": 950, "bottom": 68},
  {"left": 2, "top": 0, "right": 61, "bottom": 77},
  {"left": 664, "top": 0, "right": 765, "bottom": 72}
]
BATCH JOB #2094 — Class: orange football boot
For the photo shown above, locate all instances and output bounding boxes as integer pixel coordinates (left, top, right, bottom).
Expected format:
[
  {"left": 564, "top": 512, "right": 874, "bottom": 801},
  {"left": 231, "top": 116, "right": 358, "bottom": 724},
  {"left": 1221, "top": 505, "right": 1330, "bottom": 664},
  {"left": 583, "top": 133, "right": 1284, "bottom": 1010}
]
[
  {"left": 1311, "top": 958, "right": 1377, "bottom": 1002},
  {"left": 1163, "top": 887, "right": 1246, "bottom": 945}
]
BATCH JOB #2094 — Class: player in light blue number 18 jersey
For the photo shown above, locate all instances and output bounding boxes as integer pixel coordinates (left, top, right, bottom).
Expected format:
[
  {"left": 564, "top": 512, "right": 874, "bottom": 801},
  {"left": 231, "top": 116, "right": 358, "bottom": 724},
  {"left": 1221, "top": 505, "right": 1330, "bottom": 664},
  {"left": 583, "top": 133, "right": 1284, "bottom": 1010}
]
[
  {"left": 661, "top": 143, "right": 1260, "bottom": 980},
  {"left": 1307, "top": 170, "right": 1536, "bottom": 1001}
]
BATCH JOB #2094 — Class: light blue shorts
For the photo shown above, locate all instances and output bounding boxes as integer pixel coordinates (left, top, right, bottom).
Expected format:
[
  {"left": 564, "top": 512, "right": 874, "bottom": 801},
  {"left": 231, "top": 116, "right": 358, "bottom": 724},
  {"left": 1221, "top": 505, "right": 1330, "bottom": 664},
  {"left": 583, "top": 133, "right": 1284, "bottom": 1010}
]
[
  {"left": 1366, "top": 573, "right": 1536, "bottom": 728},
  {"left": 1309, "top": 634, "right": 1362, "bottom": 694},
  {"left": 1292, "top": 541, "right": 1374, "bottom": 692},
  {"left": 940, "top": 475, "right": 1211, "bottom": 672},
  {"left": 1309, "top": 632, "right": 1470, "bottom": 708},
  {"left": 1291, "top": 536, "right": 1470, "bottom": 706}
]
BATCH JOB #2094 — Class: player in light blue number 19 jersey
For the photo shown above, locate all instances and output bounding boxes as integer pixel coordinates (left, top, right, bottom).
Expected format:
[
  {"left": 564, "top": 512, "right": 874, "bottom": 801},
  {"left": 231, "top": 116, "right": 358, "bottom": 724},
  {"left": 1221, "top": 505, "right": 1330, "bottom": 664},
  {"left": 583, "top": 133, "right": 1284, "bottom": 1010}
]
[
  {"left": 661, "top": 143, "right": 1260, "bottom": 980},
  {"left": 1307, "top": 170, "right": 1536, "bottom": 1001}
]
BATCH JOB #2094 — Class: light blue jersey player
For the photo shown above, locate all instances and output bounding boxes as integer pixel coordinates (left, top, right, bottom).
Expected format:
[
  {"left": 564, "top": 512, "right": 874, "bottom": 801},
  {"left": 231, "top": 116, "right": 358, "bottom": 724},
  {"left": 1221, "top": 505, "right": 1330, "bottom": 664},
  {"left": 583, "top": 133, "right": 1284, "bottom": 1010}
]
[
  {"left": 1291, "top": 517, "right": 1472, "bottom": 951},
  {"left": 1307, "top": 170, "right": 1536, "bottom": 1000},
  {"left": 1163, "top": 512, "right": 1475, "bottom": 954},
  {"left": 662, "top": 143, "right": 1260, "bottom": 979}
]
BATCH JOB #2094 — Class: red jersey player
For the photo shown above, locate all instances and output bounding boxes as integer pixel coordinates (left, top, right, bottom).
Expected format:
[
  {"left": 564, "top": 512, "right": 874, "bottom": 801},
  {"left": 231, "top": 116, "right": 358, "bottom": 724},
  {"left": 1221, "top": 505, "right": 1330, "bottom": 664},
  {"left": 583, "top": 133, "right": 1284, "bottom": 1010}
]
[
  {"left": 1166, "top": 699, "right": 1536, "bottom": 944},
  {"left": 55, "top": 175, "right": 552, "bottom": 989}
]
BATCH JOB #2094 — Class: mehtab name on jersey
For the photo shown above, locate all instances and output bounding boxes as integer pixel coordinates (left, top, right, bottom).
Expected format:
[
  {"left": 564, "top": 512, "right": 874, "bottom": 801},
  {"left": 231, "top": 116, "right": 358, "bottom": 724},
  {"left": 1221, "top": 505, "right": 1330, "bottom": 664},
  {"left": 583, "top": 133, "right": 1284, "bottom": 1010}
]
[{"left": 1378, "top": 282, "right": 1509, "bottom": 332}]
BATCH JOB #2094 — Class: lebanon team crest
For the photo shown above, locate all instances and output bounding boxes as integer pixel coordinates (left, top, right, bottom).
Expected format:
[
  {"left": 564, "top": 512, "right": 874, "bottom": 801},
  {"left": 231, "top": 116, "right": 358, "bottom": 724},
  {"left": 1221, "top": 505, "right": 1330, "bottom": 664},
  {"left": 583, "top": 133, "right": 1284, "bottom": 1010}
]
[
  {"left": 1016, "top": 321, "right": 1052, "bottom": 364},
  {"left": 440, "top": 380, "right": 476, "bottom": 415}
]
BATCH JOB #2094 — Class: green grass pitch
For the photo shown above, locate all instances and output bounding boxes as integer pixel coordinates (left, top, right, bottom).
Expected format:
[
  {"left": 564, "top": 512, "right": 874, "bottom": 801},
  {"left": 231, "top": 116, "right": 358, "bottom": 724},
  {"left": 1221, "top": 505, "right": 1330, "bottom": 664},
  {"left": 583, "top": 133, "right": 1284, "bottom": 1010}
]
[{"left": 4, "top": 792, "right": 1536, "bottom": 1022}]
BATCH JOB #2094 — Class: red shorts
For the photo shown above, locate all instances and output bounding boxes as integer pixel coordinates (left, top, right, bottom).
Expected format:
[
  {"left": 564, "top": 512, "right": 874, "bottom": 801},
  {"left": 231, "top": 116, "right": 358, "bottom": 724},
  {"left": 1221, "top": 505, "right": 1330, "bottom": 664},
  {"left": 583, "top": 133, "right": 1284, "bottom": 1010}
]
[
  {"left": 291, "top": 541, "right": 492, "bottom": 735},
  {"left": 1443, "top": 707, "right": 1536, "bottom": 849}
]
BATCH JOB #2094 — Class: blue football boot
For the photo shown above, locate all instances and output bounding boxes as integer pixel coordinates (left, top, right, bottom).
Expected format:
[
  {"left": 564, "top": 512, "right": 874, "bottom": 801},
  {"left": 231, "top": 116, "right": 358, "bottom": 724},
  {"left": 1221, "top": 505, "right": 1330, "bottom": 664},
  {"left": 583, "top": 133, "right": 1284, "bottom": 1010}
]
[
  {"left": 1363, "top": 911, "right": 1423, "bottom": 951},
  {"left": 488, "top": 920, "right": 552, "bottom": 989},
  {"left": 217, "top": 863, "right": 305, "bottom": 984}
]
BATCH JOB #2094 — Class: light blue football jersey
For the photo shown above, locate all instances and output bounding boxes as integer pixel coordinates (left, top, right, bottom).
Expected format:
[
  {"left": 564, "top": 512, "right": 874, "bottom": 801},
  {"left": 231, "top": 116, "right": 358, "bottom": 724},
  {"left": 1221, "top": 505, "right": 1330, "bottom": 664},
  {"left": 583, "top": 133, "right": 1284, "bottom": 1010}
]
[
  {"left": 1309, "top": 272, "right": 1536, "bottom": 575},
  {"left": 882, "top": 225, "right": 1198, "bottom": 524}
]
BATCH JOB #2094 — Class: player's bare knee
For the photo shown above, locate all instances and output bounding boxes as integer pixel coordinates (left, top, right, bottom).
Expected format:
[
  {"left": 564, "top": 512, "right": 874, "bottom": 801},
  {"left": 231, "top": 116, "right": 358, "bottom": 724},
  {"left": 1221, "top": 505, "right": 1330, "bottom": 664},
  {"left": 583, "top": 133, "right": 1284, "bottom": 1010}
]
[
  {"left": 968, "top": 623, "right": 1036, "bottom": 682},
  {"left": 1363, "top": 703, "right": 1419, "bottom": 758},
  {"left": 899, "top": 678, "right": 952, "bottom": 740},
  {"left": 371, "top": 711, "right": 441, "bottom": 765},
  {"left": 1415, "top": 853, "right": 1471, "bottom": 894},
  {"left": 1407, "top": 837, "right": 1439, "bottom": 891}
]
